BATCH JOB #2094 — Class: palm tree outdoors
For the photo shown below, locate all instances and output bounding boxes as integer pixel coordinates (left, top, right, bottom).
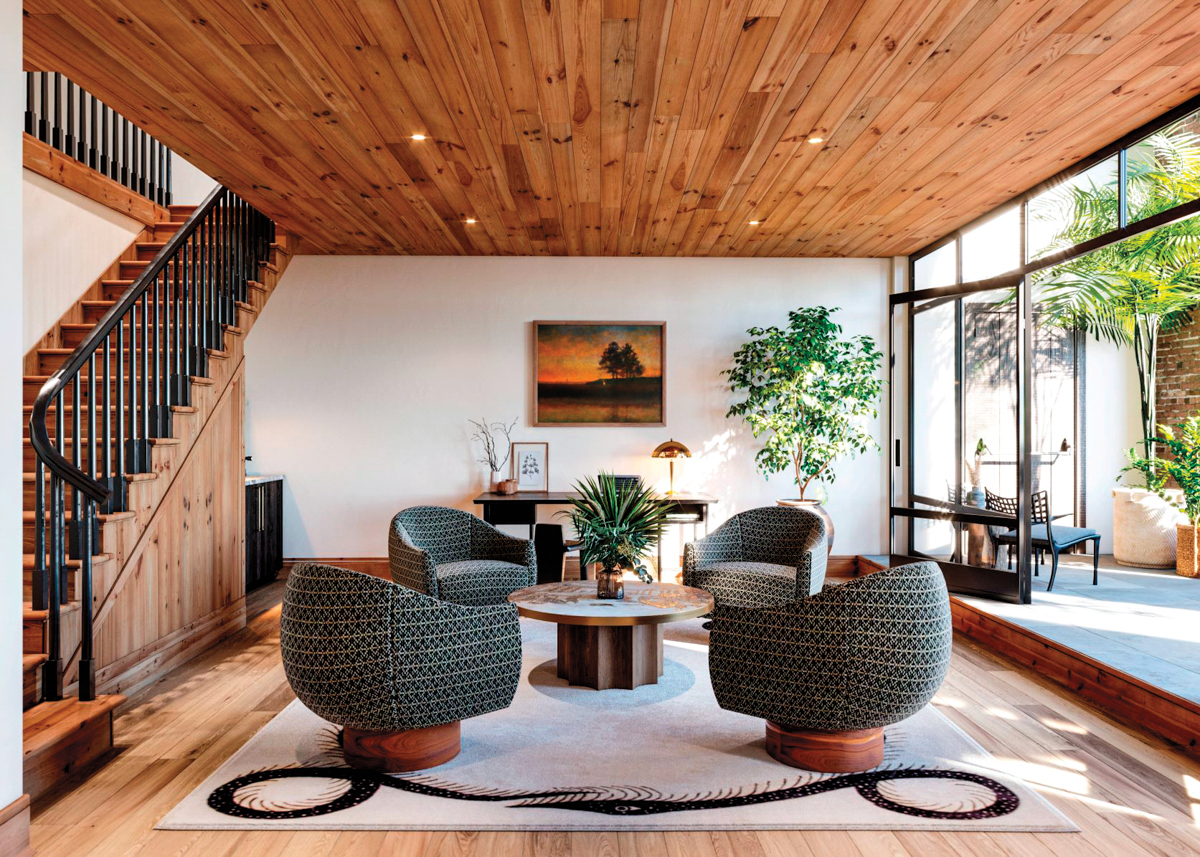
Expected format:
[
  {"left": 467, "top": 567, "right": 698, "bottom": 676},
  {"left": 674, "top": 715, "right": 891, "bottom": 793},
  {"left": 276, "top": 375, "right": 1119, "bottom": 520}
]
[{"left": 1033, "top": 117, "right": 1200, "bottom": 480}]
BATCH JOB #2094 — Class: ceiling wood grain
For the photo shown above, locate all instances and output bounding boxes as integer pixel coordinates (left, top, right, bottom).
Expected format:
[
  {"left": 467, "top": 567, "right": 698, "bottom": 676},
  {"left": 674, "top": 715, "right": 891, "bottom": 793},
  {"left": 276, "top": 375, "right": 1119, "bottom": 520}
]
[{"left": 23, "top": 0, "right": 1200, "bottom": 256}]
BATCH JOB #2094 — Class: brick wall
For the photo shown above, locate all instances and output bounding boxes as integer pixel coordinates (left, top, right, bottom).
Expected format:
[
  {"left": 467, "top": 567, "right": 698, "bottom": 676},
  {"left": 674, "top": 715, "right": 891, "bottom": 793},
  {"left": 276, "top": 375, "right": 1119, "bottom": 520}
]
[{"left": 1157, "top": 315, "right": 1200, "bottom": 429}]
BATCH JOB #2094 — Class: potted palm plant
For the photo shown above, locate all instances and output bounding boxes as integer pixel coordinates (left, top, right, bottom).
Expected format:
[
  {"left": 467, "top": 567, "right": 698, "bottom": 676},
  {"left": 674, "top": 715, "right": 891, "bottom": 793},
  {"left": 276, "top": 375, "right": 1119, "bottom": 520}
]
[
  {"left": 724, "top": 306, "right": 883, "bottom": 553},
  {"left": 1035, "top": 121, "right": 1200, "bottom": 566},
  {"left": 561, "top": 473, "right": 671, "bottom": 599},
  {"left": 1126, "top": 417, "right": 1200, "bottom": 577}
]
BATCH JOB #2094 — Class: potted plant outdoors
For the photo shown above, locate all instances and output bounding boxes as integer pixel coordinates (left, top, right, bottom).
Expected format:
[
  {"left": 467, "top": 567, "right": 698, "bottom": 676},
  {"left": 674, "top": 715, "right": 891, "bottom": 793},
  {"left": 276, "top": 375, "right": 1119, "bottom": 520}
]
[
  {"left": 724, "top": 306, "right": 883, "bottom": 554},
  {"left": 470, "top": 417, "right": 517, "bottom": 493},
  {"left": 1126, "top": 417, "right": 1200, "bottom": 577},
  {"left": 561, "top": 473, "right": 671, "bottom": 599},
  {"left": 1035, "top": 120, "right": 1200, "bottom": 566}
]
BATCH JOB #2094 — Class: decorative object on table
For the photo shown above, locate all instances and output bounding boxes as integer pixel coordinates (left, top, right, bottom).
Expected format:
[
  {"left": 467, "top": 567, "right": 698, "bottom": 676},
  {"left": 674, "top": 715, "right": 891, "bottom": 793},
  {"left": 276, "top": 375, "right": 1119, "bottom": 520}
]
[
  {"left": 683, "top": 506, "right": 827, "bottom": 617},
  {"left": 724, "top": 306, "right": 883, "bottom": 555},
  {"left": 497, "top": 479, "right": 519, "bottom": 495},
  {"left": 533, "top": 321, "right": 665, "bottom": 426},
  {"left": 965, "top": 438, "right": 990, "bottom": 507},
  {"left": 1124, "top": 416, "right": 1200, "bottom": 577},
  {"left": 986, "top": 489, "right": 1101, "bottom": 590},
  {"left": 651, "top": 438, "right": 691, "bottom": 495},
  {"left": 507, "top": 581, "right": 713, "bottom": 690},
  {"left": 278, "top": 563, "right": 521, "bottom": 772},
  {"left": 709, "top": 561, "right": 952, "bottom": 773},
  {"left": 560, "top": 473, "right": 670, "bottom": 599},
  {"left": 1033, "top": 125, "right": 1200, "bottom": 565},
  {"left": 470, "top": 417, "right": 517, "bottom": 491},
  {"left": 510, "top": 441, "right": 549, "bottom": 491},
  {"left": 388, "top": 506, "right": 536, "bottom": 606}
]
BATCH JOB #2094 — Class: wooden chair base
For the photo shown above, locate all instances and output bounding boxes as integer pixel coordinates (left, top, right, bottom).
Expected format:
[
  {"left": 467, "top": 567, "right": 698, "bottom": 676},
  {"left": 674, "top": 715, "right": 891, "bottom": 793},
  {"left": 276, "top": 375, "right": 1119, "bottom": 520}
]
[
  {"left": 765, "top": 721, "right": 884, "bottom": 773},
  {"left": 342, "top": 721, "right": 461, "bottom": 772}
]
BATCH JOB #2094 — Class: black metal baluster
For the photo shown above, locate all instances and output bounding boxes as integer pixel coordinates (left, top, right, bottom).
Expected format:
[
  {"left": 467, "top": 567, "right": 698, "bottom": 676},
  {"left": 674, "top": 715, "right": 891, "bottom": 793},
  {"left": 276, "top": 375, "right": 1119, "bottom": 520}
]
[
  {"left": 103, "top": 333, "right": 113, "bottom": 512},
  {"left": 52, "top": 72, "right": 62, "bottom": 150},
  {"left": 140, "top": 129, "right": 148, "bottom": 197},
  {"left": 34, "top": 457, "right": 46, "bottom": 611},
  {"left": 89, "top": 91, "right": 98, "bottom": 169},
  {"left": 38, "top": 72, "right": 49, "bottom": 143},
  {"left": 87, "top": 352, "right": 97, "bottom": 552},
  {"left": 25, "top": 72, "right": 34, "bottom": 135},
  {"left": 121, "top": 116, "right": 129, "bottom": 188},
  {"left": 128, "top": 301, "right": 140, "bottom": 473},
  {"left": 65, "top": 78, "right": 75, "bottom": 158},
  {"left": 70, "top": 373, "right": 81, "bottom": 561},
  {"left": 153, "top": 273, "right": 162, "bottom": 436},
  {"left": 44, "top": 464, "right": 63, "bottom": 701},
  {"left": 141, "top": 292, "right": 150, "bottom": 453},
  {"left": 115, "top": 315, "right": 126, "bottom": 508},
  {"left": 165, "top": 149, "right": 172, "bottom": 206},
  {"left": 174, "top": 243, "right": 185, "bottom": 404},
  {"left": 79, "top": 496, "right": 95, "bottom": 702}
]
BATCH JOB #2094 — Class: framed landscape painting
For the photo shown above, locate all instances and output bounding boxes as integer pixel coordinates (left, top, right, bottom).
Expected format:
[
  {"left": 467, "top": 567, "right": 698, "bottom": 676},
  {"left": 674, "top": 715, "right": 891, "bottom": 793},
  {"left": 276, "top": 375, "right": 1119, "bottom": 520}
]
[{"left": 533, "top": 321, "right": 666, "bottom": 426}]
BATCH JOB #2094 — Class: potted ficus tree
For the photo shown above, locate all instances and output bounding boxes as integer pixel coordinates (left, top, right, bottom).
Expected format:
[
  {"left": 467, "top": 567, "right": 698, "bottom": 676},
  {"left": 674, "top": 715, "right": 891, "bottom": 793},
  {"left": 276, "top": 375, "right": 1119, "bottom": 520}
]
[
  {"left": 562, "top": 473, "right": 671, "bottom": 599},
  {"left": 724, "top": 306, "right": 883, "bottom": 553},
  {"left": 1126, "top": 417, "right": 1200, "bottom": 577}
]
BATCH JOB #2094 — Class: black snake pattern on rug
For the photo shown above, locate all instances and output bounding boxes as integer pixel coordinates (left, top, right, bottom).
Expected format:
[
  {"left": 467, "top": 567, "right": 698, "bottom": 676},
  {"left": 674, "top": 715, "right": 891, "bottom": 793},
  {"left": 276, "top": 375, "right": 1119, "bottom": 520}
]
[{"left": 206, "top": 765, "right": 1020, "bottom": 821}]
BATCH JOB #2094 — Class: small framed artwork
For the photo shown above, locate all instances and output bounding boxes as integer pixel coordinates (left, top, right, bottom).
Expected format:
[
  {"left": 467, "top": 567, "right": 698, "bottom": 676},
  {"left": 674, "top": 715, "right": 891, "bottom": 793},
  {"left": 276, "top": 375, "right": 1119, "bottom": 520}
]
[
  {"left": 533, "top": 321, "right": 666, "bottom": 426},
  {"left": 511, "top": 442, "right": 549, "bottom": 491}
]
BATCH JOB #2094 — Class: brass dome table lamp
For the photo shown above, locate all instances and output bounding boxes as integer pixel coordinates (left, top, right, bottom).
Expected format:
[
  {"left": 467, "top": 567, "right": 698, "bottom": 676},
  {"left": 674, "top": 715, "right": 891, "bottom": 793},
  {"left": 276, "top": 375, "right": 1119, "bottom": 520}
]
[{"left": 651, "top": 439, "right": 691, "bottom": 496}]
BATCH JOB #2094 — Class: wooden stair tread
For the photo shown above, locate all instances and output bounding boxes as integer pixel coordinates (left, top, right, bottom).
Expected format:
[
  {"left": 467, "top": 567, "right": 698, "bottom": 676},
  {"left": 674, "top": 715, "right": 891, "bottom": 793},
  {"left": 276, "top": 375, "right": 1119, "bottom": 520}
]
[
  {"left": 22, "top": 553, "right": 111, "bottom": 569},
  {"left": 23, "top": 695, "right": 124, "bottom": 758},
  {"left": 21, "top": 510, "right": 134, "bottom": 524},
  {"left": 23, "top": 654, "right": 48, "bottom": 671},
  {"left": 24, "top": 600, "right": 81, "bottom": 620}
]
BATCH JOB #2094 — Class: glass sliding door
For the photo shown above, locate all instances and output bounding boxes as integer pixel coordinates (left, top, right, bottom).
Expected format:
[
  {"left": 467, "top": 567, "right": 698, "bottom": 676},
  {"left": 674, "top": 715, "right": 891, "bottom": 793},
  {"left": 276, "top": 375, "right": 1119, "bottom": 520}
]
[{"left": 892, "top": 279, "right": 1031, "bottom": 602}]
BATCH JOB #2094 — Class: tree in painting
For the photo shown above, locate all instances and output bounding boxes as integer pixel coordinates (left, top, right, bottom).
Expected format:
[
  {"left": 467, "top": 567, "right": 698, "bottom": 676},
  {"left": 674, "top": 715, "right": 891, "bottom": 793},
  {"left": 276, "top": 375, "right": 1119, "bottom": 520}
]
[{"left": 599, "top": 341, "right": 646, "bottom": 381}]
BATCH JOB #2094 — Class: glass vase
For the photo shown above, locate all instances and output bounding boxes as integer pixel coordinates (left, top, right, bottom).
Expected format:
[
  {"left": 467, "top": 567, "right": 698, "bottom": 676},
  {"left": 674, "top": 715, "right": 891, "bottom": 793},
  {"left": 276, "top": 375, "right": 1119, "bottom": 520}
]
[{"left": 596, "top": 568, "right": 624, "bottom": 600}]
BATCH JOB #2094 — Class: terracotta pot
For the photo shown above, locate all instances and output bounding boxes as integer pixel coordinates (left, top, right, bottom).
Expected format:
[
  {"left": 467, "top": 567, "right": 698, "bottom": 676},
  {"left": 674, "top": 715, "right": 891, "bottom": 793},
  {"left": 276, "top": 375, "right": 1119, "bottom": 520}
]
[
  {"left": 776, "top": 498, "right": 835, "bottom": 555},
  {"left": 1177, "top": 522, "right": 1200, "bottom": 578},
  {"left": 1113, "top": 486, "right": 1182, "bottom": 568}
]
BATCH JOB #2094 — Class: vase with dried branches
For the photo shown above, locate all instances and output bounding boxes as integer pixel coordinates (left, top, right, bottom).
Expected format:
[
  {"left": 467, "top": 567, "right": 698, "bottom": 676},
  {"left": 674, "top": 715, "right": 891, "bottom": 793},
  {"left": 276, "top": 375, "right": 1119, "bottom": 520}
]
[{"left": 470, "top": 418, "right": 517, "bottom": 491}]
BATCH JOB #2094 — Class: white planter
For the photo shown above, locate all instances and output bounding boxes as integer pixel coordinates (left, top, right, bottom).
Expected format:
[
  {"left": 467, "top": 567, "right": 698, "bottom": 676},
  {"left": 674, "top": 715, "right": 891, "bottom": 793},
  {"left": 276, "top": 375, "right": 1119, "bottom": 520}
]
[{"left": 1112, "top": 486, "right": 1184, "bottom": 568}]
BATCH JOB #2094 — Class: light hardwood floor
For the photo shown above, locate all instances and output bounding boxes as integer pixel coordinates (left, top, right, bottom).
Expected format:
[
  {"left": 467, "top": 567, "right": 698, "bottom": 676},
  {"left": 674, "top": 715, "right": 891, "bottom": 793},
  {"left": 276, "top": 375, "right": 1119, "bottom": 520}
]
[{"left": 28, "top": 575, "right": 1200, "bottom": 857}]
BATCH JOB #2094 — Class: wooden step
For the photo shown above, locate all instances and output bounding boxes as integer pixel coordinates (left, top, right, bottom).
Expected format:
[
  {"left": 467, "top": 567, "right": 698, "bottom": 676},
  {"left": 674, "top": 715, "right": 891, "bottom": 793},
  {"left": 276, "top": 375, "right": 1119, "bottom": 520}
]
[
  {"left": 23, "top": 655, "right": 47, "bottom": 711},
  {"left": 24, "top": 695, "right": 125, "bottom": 801},
  {"left": 22, "top": 509, "right": 135, "bottom": 553},
  {"left": 21, "top": 553, "right": 110, "bottom": 601},
  {"left": 24, "top": 373, "right": 215, "bottom": 406},
  {"left": 23, "top": 599, "right": 80, "bottom": 654},
  {"left": 23, "top": 404, "right": 198, "bottom": 438}
]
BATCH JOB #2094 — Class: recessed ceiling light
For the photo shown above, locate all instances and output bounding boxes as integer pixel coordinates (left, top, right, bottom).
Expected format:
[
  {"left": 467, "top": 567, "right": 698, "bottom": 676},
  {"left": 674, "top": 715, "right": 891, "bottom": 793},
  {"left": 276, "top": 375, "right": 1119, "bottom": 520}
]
[
  {"left": 748, "top": 220, "right": 761, "bottom": 226},
  {"left": 411, "top": 134, "right": 426, "bottom": 141},
  {"left": 807, "top": 136, "right": 823, "bottom": 144},
  {"left": 465, "top": 218, "right": 477, "bottom": 224}
]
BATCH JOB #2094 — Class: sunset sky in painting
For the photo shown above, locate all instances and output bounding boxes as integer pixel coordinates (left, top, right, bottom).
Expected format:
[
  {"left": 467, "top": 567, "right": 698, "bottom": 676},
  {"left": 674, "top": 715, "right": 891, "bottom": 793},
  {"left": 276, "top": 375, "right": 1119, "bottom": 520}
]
[{"left": 536, "top": 324, "right": 663, "bottom": 384}]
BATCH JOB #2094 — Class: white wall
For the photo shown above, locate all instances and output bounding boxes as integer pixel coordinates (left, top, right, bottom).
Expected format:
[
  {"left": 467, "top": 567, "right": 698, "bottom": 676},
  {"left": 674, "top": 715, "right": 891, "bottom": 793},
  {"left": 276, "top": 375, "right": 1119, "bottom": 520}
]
[
  {"left": 244, "top": 256, "right": 891, "bottom": 562},
  {"left": 171, "top": 155, "right": 215, "bottom": 206},
  {"left": 3, "top": 0, "right": 27, "bottom": 812},
  {"left": 22, "top": 170, "right": 142, "bottom": 351},
  {"left": 1084, "top": 337, "right": 1143, "bottom": 545}
]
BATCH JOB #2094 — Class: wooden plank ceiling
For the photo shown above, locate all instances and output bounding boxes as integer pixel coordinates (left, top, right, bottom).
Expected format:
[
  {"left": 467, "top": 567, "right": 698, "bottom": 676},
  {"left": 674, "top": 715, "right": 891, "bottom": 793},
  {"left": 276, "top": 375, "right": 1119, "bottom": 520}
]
[{"left": 23, "top": 0, "right": 1200, "bottom": 257}]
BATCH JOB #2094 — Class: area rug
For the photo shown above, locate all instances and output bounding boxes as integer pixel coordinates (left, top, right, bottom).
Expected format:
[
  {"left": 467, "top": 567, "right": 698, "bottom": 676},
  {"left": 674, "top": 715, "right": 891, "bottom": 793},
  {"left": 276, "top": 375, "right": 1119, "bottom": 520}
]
[{"left": 157, "top": 618, "right": 1076, "bottom": 832}]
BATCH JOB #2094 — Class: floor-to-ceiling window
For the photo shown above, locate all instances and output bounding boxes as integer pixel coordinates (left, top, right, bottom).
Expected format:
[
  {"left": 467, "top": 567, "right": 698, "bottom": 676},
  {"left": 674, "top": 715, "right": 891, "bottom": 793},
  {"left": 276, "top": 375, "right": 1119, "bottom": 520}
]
[{"left": 892, "top": 94, "right": 1200, "bottom": 604}]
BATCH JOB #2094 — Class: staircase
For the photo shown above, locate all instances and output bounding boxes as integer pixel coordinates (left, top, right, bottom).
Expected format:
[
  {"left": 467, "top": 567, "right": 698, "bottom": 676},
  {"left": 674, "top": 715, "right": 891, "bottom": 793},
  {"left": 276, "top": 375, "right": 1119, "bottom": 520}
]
[{"left": 22, "top": 192, "right": 291, "bottom": 800}]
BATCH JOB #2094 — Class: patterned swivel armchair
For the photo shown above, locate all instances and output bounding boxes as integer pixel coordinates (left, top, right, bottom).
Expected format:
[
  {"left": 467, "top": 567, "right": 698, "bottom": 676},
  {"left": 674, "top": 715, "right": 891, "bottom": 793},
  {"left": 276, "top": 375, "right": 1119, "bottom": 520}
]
[
  {"left": 683, "top": 506, "right": 827, "bottom": 611},
  {"left": 281, "top": 562, "right": 522, "bottom": 772},
  {"left": 389, "top": 506, "right": 537, "bottom": 606},
  {"left": 709, "top": 561, "right": 952, "bottom": 772}
]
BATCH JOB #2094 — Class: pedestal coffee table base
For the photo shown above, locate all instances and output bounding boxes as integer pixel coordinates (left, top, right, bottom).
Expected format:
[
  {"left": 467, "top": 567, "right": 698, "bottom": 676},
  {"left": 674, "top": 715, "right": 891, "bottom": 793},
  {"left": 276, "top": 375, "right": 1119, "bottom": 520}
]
[{"left": 557, "top": 623, "right": 664, "bottom": 690}]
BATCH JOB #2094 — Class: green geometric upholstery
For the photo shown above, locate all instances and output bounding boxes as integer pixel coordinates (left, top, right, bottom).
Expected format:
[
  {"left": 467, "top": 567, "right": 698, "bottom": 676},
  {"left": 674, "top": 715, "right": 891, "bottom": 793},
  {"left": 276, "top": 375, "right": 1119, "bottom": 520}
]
[
  {"left": 280, "top": 563, "right": 522, "bottom": 733},
  {"left": 709, "top": 561, "right": 952, "bottom": 732},
  {"left": 683, "top": 506, "right": 827, "bottom": 611},
  {"left": 388, "top": 506, "right": 536, "bottom": 606}
]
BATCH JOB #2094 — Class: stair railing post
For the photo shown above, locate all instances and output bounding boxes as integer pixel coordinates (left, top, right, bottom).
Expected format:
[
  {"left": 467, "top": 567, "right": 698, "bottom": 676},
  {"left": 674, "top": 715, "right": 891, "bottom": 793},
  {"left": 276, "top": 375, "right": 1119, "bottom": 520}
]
[
  {"left": 78, "top": 498, "right": 96, "bottom": 702},
  {"left": 69, "top": 372, "right": 82, "bottom": 560},
  {"left": 44, "top": 469, "right": 64, "bottom": 702},
  {"left": 52, "top": 72, "right": 62, "bottom": 151},
  {"left": 33, "top": 458, "right": 46, "bottom": 611},
  {"left": 38, "top": 72, "right": 49, "bottom": 144},
  {"left": 24, "top": 72, "right": 33, "bottom": 135}
]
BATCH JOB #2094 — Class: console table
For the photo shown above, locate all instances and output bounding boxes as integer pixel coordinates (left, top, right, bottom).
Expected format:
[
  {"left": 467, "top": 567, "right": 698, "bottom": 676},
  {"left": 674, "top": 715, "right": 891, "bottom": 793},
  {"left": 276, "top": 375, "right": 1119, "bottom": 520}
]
[{"left": 473, "top": 491, "right": 717, "bottom": 580}]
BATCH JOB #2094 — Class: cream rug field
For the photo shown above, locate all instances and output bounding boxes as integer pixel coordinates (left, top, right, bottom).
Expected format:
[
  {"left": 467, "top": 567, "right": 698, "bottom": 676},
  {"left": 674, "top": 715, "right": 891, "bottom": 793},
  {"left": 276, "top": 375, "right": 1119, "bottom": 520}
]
[{"left": 157, "top": 617, "right": 1076, "bottom": 832}]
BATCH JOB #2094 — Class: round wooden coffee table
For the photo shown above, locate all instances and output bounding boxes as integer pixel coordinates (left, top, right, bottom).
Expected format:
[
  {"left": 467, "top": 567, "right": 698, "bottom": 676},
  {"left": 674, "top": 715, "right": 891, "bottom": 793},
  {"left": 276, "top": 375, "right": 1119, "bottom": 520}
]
[{"left": 507, "top": 581, "right": 714, "bottom": 690}]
